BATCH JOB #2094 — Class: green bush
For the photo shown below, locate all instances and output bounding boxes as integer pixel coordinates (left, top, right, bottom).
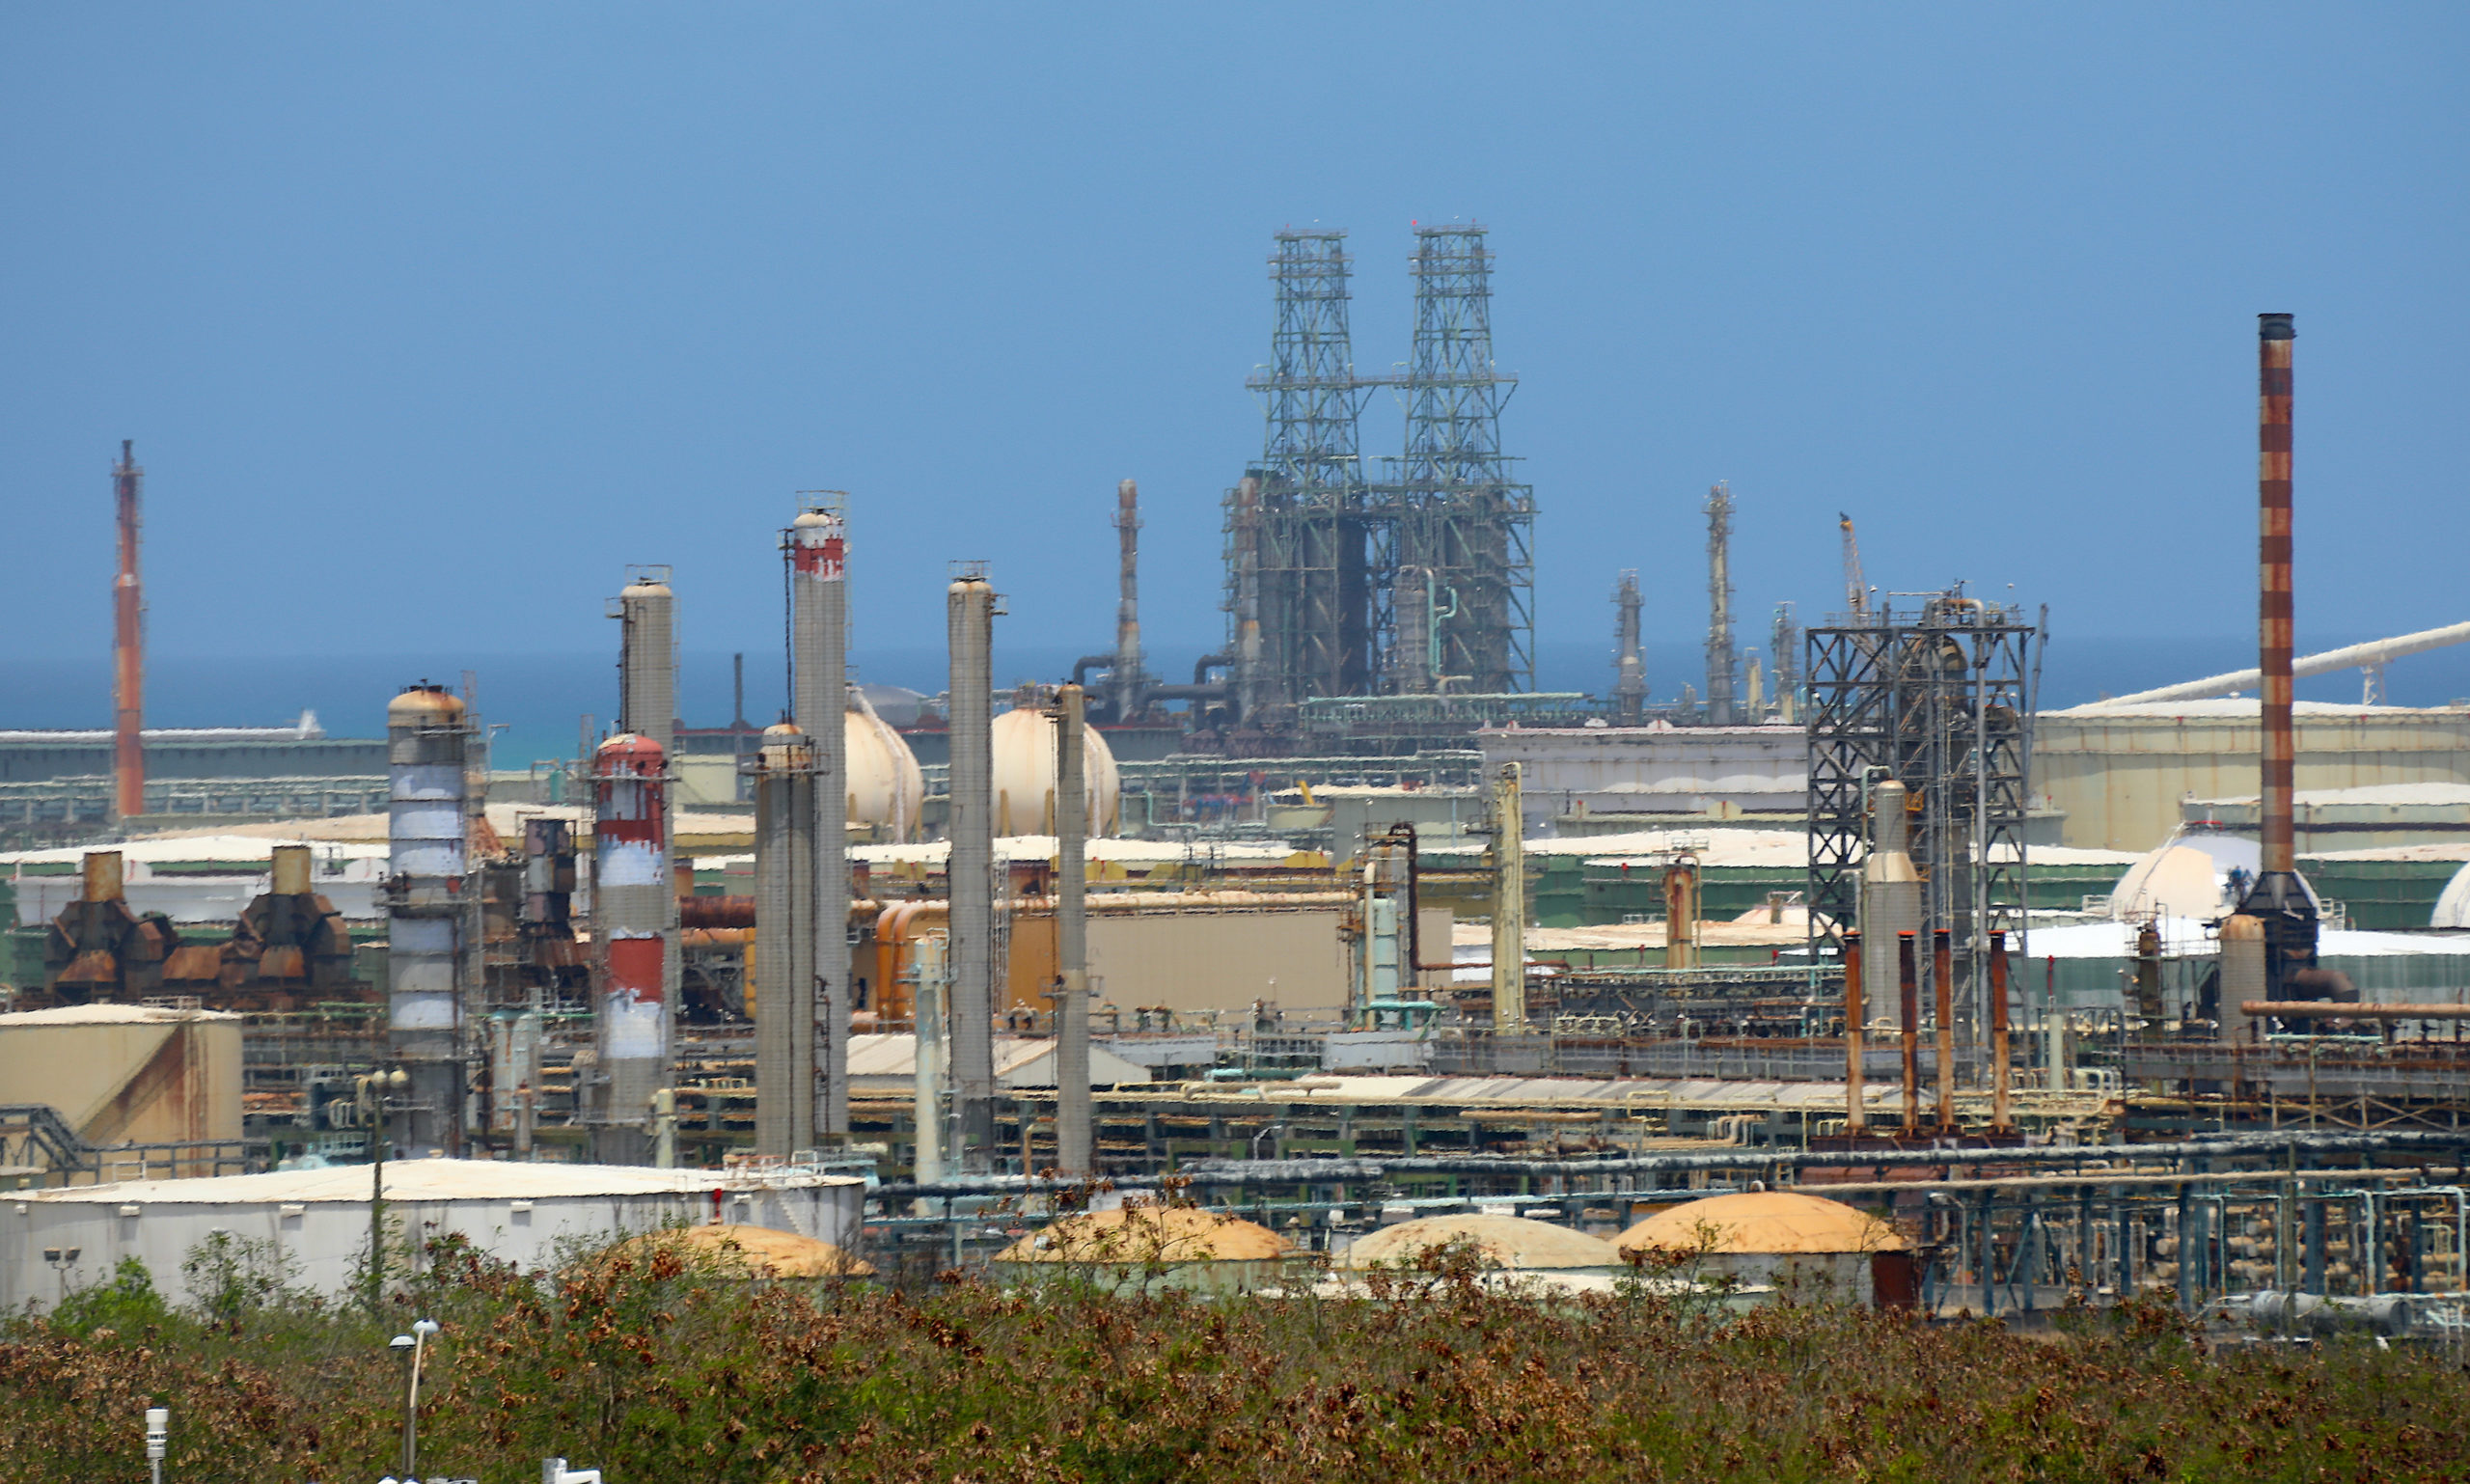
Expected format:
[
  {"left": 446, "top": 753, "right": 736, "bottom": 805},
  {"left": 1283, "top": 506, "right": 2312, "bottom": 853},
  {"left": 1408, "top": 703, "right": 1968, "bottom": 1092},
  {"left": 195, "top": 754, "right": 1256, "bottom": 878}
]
[{"left": 1, "top": 1230, "right": 2463, "bottom": 1483}]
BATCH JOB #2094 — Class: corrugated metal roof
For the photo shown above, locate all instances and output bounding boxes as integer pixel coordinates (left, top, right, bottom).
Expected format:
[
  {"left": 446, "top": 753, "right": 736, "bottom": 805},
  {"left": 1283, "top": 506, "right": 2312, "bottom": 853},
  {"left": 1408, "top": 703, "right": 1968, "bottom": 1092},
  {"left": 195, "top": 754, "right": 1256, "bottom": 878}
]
[{"left": 0, "top": 1003, "right": 241, "bottom": 1027}]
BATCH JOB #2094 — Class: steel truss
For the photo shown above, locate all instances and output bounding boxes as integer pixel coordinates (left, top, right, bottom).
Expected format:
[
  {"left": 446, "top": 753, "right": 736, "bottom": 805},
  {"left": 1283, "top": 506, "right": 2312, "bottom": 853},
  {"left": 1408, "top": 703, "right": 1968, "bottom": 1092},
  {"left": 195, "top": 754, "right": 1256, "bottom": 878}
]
[{"left": 1806, "top": 593, "right": 2037, "bottom": 1047}]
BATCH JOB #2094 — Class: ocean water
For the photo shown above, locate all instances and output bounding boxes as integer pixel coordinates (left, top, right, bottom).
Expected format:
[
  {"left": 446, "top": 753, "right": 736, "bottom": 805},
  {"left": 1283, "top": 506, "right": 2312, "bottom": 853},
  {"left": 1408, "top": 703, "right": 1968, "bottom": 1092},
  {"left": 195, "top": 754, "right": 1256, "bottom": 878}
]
[{"left": 5, "top": 634, "right": 2465, "bottom": 772}]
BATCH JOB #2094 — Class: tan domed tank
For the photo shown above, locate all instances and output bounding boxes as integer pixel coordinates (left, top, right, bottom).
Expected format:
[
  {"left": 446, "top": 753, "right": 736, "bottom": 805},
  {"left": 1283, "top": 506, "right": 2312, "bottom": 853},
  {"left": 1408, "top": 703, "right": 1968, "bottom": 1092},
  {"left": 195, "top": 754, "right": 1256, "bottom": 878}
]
[
  {"left": 845, "top": 689, "right": 924, "bottom": 841},
  {"left": 990, "top": 705, "right": 1119, "bottom": 836}
]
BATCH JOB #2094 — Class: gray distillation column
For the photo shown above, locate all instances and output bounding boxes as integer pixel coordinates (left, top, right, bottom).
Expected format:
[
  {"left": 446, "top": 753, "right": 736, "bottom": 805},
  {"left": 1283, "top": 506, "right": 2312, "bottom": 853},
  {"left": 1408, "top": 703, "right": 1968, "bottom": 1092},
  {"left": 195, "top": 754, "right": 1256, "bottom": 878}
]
[
  {"left": 790, "top": 501, "right": 851, "bottom": 1139},
  {"left": 615, "top": 569, "right": 679, "bottom": 1132},
  {"left": 386, "top": 683, "right": 471, "bottom": 1155},
  {"left": 1053, "top": 683, "right": 1093, "bottom": 1173},
  {"left": 753, "top": 723, "right": 817, "bottom": 1156},
  {"left": 947, "top": 569, "right": 998, "bottom": 1168}
]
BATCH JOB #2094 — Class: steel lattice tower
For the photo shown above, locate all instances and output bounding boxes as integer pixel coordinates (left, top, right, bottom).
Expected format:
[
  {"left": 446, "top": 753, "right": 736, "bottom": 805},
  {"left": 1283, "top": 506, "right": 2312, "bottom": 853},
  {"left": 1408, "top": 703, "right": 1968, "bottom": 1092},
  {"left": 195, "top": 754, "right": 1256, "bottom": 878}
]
[
  {"left": 1382, "top": 225, "right": 1534, "bottom": 694},
  {"left": 1232, "top": 231, "right": 1376, "bottom": 709}
]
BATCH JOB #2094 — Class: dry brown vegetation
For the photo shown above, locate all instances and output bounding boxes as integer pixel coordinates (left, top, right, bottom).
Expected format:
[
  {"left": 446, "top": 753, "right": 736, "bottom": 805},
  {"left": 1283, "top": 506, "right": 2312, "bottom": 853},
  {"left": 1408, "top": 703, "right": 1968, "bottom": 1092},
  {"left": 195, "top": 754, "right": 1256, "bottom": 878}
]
[{"left": 4, "top": 1230, "right": 2464, "bottom": 1483}]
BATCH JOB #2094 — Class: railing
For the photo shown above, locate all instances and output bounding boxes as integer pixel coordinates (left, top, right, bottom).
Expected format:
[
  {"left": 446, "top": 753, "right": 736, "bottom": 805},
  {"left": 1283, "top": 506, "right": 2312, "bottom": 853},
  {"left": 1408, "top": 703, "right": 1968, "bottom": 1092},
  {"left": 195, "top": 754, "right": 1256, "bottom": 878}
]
[{"left": 0, "top": 1103, "right": 268, "bottom": 1186}]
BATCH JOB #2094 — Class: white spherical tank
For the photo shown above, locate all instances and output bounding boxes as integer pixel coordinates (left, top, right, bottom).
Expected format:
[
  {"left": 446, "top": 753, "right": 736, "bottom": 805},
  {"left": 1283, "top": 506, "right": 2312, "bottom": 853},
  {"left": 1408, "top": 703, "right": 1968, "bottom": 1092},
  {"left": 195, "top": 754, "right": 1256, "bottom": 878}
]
[
  {"left": 845, "top": 695, "right": 925, "bottom": 841},
  {"left": 990, "top": 706, "right": 1120, "bottom": 837}
]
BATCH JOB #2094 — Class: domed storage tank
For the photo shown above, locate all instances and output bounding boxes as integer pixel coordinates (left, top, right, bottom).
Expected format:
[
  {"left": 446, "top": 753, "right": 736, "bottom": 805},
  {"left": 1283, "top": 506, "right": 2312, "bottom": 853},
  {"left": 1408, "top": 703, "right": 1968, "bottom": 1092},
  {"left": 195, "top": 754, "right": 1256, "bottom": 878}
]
[
  {"left": 845, "top": 691, "right": 924, "bottom": 842},
  {"left": 1616, "top": 1191, "right": 1909, "bottom": 1305},
  {"left": 989, "top": 705, "right": 1119, "bottom": 836}
]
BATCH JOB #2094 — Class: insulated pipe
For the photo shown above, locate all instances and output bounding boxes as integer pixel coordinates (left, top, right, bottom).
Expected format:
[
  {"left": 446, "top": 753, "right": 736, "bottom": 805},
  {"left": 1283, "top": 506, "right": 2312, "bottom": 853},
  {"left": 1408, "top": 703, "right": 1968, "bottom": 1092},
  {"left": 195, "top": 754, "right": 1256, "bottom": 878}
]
[
  {"left": 1934, "top": 928, "right": 1957, "bottom": 1134},
  {"left": 789, "top": 504, "right": 850, "bottom": 1138},
  {"left": 753, "top": 723, "right": 817, "bottom": 1156},
  {"left": 1990, "top": 929, "right": 2014, "bottom": 1133},
  {"left": 111, "top": 441, "right": 144, "bottom": 822},
  {"left": 1842, "top": 928, "right": 1866, "bottom": 1135},
  {"left": 947, "top": 572, "right": 998, "bottom": 1166},
  {"left": 2258, "top": 314, "right": 2297, "bottom": 878},
  {"left": 1898, "top": 931, "right": 1920, "bottom": 1134},
  {"left": 1053, "top": 683, "right": 1092, "bottom": 1173},
  {"left": 2081, "top": 622, "right": 2470, "bottom": 708},
  {"left": 2241, "top": 1003, "right": 2470, "bottom": 1021}
]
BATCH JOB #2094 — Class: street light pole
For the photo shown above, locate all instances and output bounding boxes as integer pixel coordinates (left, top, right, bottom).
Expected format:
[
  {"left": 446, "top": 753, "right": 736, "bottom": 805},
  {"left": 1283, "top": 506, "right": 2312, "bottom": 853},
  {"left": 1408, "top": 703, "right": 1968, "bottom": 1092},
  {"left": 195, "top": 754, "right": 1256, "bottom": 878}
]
[{"left": 361, "top": 1067, "right": 408, "bottom": 1316}]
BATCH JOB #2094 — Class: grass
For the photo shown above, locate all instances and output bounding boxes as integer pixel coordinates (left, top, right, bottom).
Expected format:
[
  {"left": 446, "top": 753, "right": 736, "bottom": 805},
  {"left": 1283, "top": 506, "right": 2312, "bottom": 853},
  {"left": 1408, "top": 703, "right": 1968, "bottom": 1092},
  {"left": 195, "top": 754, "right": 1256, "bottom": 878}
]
[{"left": 4, "top": 1229, "right": 2464, "bottom": 1483}]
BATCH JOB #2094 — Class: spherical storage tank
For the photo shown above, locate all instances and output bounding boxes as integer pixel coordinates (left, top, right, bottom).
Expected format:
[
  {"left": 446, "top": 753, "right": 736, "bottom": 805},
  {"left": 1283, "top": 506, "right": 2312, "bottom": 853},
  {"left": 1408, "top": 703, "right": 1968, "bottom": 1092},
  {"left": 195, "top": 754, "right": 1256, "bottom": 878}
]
[
  {"left": 990, "top": 705, "right": 1119, "bottom": 836},
  {"left": 845, "top": 695, "right": 925, "bottom": 841}
]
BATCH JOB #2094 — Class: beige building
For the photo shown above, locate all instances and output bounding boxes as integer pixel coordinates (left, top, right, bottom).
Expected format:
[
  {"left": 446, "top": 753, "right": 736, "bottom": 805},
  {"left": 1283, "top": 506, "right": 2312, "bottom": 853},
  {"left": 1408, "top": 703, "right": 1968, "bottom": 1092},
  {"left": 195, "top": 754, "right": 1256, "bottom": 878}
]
[
  {"left": 0, "top": 1003, "right": 242, "bottom": 1179},
  {"left": 1084, "top": 906, "right": 1452, "bottom": 1018},
  {"left": 2036, "top": 701, "right": 2470, "bottom": 851}
]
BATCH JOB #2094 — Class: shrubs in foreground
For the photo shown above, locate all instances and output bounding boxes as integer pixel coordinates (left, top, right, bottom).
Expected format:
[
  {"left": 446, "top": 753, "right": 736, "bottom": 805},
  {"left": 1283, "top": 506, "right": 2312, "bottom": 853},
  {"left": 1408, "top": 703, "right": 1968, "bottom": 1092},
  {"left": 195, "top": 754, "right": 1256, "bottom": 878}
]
[{"left": 3, "top": 1231, "right": 2464, "bottom": 1484}]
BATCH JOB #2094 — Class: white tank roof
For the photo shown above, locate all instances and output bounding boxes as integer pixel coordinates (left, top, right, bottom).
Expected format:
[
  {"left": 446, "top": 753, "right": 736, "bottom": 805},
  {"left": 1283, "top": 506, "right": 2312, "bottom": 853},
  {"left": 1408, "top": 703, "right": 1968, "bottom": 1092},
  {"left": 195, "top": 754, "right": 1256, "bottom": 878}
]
[{"left": 990, "top": 707, "right": 1120, "bottom": 836}]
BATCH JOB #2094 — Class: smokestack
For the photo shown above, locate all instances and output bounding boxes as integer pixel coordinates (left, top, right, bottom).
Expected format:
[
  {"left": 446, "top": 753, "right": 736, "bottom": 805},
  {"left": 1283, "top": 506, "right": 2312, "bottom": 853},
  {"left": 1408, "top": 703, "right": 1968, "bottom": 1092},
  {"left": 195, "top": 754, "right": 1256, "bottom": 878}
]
[
  {"left": 1897, "top": 930, "right": 1920, "bottom": 1135},
  {"left": 112, "top": 441, "right": 144, "bottom": 822},
  {"left": 1490, "top": 762, "right": 1526, "bottom": 1030},
  {"left": 947, "top": 568, "right": 998, "bottom": 1166},
  {"left": 592, "top": 731, "right": 670, "bottom": 1161},
  {"left": 387, "top": 682, "right": 470, "bottom": 1156},
  {"left": 2258, "top": 314, "right": 2296, "bottom": 878},
  {"left": 754, "top": 722, "right": 817, "bottom": 1156},
  {"left": 1842, "top": 928, "right": 1866, "bottom": 1135},
  {"left": 2235, "top": 312, "right": 2321, "bottom": 1025},
  {"left": 1704, "top": 481, "right": 1736, "bottom": 726},
  {"left": 1933, "top": 927, "right": 1956, "bottom": 1134},
  {"left": 1053, "top": 683, "right": 1092, "bottom": 1173},
  {"left": 1611, "top": 570, "right": 1645, "bottom": 725},
  {"left": 790, "top": 503, "right": 851, "bottom": 1139},
  {"left": 1113, "top": 480, "right": 1143, "bottom": 724},
  {"left": 1662, "top": 856, "right": 1698, "bottom": 970},
  {"left": 616, "top": 568, "right": 681, "bottom": 1099}
]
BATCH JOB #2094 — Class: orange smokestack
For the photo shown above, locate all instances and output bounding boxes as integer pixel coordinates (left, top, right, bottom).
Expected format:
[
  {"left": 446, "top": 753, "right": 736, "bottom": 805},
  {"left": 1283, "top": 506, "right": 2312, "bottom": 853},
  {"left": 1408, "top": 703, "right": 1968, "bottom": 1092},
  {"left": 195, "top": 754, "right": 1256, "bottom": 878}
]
[{"left": 112, "top": 440, "right": 144, "bottom": 821}]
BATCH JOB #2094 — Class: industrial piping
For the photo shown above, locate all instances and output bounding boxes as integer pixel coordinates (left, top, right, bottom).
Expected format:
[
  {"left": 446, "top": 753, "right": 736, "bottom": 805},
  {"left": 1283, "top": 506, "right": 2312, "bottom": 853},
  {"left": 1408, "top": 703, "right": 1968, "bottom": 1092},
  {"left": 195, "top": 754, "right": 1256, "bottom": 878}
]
[
  {"left": 753, "top": 722, "right": 817, "bottom": 1156},
  {"left": 1841, "top": 928, "right": 1865, "bottom": 1134},
  {"left": 1052, "top": 683, "right": 1092, "bottom": 1173},
  {"left": 947, "top": 569, "right": 998, "bottom": 1167},
  {"left": 1897, "top": 930, "right": 1920, "bottom": 1135},
  {"left": 1703, "top": 482, "right": 1736, "bottom": 726},
  {"left": 1933, "top": 928, "right": 1956, "bottom": 1134},
  {"left": 790, "top": 502, "right": 850, "bottom": 1138},
  {"left": 1611, "top": 570, "right": 1645, "bottom": 725},
  {"left": 1112, "top": 481, "right": 1142, "bottom": 724},
  {"left": 111, "top": 441, "right": 145, "bottom": 822},
  {"left": 2081, "top": 621, "right": 2470, "bottom": 707}
]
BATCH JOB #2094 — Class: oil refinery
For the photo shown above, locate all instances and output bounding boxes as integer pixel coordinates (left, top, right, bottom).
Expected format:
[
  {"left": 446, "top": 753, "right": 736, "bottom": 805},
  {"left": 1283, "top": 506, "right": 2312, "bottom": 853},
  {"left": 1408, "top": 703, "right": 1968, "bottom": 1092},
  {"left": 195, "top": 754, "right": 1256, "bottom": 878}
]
[{"left": 10, "top": 251, "right": 2470, "bottom": 1333}]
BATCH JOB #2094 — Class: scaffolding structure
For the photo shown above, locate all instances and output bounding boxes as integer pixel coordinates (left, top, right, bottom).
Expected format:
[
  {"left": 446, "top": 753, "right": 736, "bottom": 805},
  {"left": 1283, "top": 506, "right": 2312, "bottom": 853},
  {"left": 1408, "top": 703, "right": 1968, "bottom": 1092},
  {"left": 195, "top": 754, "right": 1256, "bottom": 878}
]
[
  {"left": 1226, "top": 225, "right": 1535, "bottom": 722},
  {"left": 1805, "top": 592, "right": 2038, "bottom": 1050}
]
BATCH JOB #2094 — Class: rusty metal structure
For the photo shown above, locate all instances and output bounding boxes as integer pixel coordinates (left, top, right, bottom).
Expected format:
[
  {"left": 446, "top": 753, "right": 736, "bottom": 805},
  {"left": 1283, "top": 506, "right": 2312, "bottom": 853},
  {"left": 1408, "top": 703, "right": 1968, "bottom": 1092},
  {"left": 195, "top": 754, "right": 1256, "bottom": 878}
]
[
  {"left": 41, "top": 851, "right": 178, "bottom": 1004},
  {"left": 111, "top": 441, "right": 144, "bottom": 822},
  {"left": 1806, "top": 591, "right": 2037, "bottom": 1056}
]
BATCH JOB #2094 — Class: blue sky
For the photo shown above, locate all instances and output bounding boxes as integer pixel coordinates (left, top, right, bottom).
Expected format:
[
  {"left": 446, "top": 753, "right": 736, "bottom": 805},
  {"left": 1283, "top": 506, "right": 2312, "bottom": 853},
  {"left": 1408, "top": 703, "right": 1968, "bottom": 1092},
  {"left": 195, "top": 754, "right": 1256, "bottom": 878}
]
[{"left": 3, "top": 6, "right": 2463, "bottom": 712}]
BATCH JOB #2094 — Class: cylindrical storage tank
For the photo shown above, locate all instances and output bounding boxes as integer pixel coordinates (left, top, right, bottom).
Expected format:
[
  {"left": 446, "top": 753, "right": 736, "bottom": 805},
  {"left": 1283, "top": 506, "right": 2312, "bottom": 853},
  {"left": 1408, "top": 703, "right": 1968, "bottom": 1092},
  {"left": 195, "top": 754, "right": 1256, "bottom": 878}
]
[
  {"left": 269, "top": 843, "right": 311, "bottom": 897},
  {"left": 846, "top": 695, "right": 925, "bottom": 841},
  {"left": 754, "top": 723, "right": 817, "bottom": 1157},
  {"left": 593, "top": 732, "right": 670, "bottom": 1159},
  {"left": 1860, "top": 782, "right": 1921, "bottom": 1023},
  {"left": 990, "top": 704, "right": 1120, "bottom": 837},
  {"left": 387, "top": 683, "right": 468, "bottom": 1154},
  {"left": 2220, "top": 913, "right": 2266, "bottom": 1040}
]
